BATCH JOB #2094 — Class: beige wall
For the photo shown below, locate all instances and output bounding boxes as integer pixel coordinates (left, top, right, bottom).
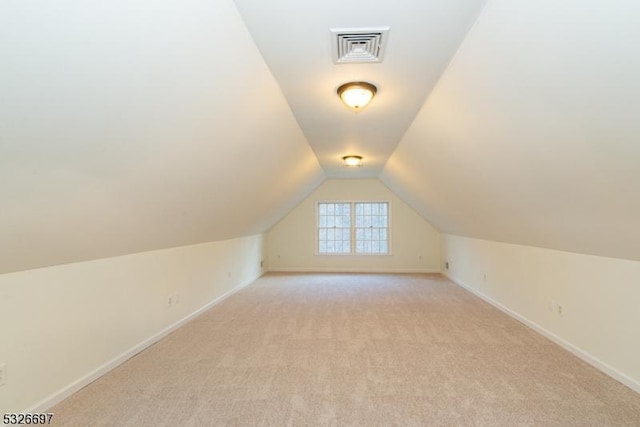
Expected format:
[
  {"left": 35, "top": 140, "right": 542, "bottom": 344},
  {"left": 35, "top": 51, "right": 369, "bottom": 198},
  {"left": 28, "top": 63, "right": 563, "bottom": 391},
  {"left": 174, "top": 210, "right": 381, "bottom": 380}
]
[
  {"left": 0, "top": 234, "right": 266, "bottom": 413},
  {"left": 267, "top": 179, "right": 440, "bottom": 272},
  {"left": 441, "top": 234, "right": 640, "bottom": 392}
]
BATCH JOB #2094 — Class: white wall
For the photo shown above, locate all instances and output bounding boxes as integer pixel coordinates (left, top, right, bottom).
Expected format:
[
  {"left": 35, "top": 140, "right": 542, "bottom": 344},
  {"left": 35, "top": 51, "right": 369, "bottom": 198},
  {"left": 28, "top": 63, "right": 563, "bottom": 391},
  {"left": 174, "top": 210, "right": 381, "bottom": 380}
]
[
  {"left": 0, "top": 234, "right": 266, "bottom": 413},
  {"left": 268, "top": 179, "right": 440, "bottom": 272},
  {"left": 441, "top": 234, "right": 640, "bottom": 392}
]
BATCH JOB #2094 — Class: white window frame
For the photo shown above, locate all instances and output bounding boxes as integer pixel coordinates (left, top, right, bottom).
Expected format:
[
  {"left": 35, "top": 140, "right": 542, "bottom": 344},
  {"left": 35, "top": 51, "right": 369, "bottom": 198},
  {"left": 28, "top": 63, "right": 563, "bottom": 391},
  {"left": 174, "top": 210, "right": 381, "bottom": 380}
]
[{"left": 315, "top": 200, "right": 392, "bottom": 256}]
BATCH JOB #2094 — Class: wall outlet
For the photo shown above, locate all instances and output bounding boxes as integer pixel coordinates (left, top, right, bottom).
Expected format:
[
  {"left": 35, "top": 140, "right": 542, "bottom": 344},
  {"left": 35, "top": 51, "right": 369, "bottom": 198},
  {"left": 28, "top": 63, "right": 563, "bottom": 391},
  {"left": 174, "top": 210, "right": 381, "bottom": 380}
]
[
  {"left": 260, "top": 259, "right": 264, "bottom": 268},
  {"left": 445, "top": 261, "right": 450, "bottom": 270},
  {"left": 551, "top": 300, "right": 564, "bottom": 316},
  {"left": 0, "top": 362, "right": 6, "bottom": 387},
  {"left": 167, "top": 295, "right": 173, "bottom": 308}
]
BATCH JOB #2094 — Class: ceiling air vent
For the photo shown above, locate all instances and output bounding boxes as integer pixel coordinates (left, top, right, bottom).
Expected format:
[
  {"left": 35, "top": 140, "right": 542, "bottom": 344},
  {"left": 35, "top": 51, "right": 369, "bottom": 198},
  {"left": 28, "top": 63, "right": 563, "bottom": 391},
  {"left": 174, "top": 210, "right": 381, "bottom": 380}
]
[{"left": 331, "top": 27, "right": 389, "bottom": 64}]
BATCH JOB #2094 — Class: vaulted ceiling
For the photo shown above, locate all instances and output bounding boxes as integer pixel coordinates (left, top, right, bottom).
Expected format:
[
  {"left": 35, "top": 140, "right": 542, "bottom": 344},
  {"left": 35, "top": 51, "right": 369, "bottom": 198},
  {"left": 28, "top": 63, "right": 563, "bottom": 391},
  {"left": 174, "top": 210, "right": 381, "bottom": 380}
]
[
  {"left": 1, "top": 0, "right": 639, "bottom": 273},
  {"left": 233, "top": 0, "right": 486, "bottom": 178},
  {"left": 0, "top": 0, "right": 324, "bottom": 273},
  {"left": 380, "top": 0, "right": 640, "bottom": 261}
]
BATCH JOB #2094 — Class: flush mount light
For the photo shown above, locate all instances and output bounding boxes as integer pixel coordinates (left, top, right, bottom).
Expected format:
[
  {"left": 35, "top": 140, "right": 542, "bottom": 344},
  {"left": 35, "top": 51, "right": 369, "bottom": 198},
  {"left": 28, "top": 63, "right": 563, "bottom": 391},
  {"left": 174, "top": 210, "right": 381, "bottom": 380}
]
[
  {"left": 337, "top": 82, "right": 377, "bottom": 111},
  {"left": 342, "top": 155, "right": 363, "bottom": 167}
]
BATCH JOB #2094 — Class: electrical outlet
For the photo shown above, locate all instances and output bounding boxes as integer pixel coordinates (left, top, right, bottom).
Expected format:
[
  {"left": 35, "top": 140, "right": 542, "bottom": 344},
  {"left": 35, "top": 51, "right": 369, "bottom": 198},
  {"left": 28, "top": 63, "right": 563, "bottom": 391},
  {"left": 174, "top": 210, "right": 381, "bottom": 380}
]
[
  {"left": 550, "top": 300, "right": 564, "bottom": 316},
  {"left": 167, "top": 295, "right": 173, "bottom": 308},
  {"left": 260, "top": 259, "right": 264, "bottom": 268},
  {"left": 0, "top": 362, "right": 6, "bottom": 387},
  {"left": 445, "top": 261, "right": 450, "bottom": 270}
]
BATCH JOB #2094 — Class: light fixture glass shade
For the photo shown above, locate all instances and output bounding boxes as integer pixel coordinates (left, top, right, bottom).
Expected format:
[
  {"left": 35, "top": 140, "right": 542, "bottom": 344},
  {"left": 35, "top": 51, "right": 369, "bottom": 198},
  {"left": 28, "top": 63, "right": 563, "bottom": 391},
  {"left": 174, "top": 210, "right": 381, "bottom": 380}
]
[
  {"left": 342, "top": 155, "right": 363, "bottom": 167},
  {"left": 337, "top": 82, "right": 377, "bottom": 111}
]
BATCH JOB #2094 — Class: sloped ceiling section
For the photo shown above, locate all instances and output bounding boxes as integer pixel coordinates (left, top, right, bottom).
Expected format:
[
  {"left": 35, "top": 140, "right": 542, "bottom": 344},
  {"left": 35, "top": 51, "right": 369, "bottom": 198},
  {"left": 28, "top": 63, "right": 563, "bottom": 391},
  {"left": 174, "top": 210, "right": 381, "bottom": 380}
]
[
  {"left": 382, "top": 0, "right": 640, "bottom": 261},
  {"left": 233, "top": 0, "right": 487, "bottom": 179},
  {"left": 0, "top": 0, "right": 324, "bottom": 274}
]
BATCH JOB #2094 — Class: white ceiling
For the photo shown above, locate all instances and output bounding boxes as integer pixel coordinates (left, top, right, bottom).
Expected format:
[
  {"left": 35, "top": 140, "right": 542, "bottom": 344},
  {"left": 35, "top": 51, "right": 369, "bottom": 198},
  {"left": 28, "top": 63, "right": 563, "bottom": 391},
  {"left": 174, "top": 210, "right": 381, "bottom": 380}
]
[
  {"left": 0, "top": 0, "right": 323, "bottom": 273},
  {"left": 233, "top": 0, "right": 487, "bottom": 178},
  {"left": 2, "top": 0, "right": 640, "bottom": 273},
  {"left": 381, "top": 0, "right": 640, "bottom": 261}
]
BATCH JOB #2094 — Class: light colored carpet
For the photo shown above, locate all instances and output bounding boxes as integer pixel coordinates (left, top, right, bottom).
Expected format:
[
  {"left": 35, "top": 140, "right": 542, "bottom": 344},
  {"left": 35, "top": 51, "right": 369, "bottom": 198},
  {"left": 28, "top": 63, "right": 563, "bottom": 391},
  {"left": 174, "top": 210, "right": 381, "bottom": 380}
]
[{"left": 51, "top": 273, "right": 640, "bottom": 426}]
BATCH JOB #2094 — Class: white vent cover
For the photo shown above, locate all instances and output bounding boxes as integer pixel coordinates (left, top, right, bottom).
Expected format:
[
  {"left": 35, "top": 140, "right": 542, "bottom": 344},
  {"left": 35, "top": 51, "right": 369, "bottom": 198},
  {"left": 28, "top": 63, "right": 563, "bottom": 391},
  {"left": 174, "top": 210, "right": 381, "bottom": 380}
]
[{"left": 331, "top": 27, "right": 389, "bottom": 64}]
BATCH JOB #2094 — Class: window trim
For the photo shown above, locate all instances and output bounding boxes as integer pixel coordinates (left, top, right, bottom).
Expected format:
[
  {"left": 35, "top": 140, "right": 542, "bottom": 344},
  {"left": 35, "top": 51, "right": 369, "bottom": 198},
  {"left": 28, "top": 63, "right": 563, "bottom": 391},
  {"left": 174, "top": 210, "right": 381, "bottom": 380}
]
[{"left": 315, "top": 200, "right": 392, "bottom": 256}]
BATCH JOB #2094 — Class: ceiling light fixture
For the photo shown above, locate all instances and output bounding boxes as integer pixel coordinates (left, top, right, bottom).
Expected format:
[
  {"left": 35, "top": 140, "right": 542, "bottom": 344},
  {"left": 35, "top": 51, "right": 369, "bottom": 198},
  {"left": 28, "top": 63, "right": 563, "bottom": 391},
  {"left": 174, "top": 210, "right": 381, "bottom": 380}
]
[
  {"left": 342, "top": 155, "right": 363, "bottom": 167},
  {"left": 337, "top": 82, "right": 377, "bottom": 111}
]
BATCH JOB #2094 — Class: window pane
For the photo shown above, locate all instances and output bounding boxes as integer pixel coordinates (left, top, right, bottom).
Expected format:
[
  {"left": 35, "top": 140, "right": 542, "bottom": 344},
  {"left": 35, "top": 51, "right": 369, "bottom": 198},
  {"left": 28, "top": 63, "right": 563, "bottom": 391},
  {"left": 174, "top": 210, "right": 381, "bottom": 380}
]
[
  {"left": 318, "top": 203, "right": 351, "bottom": 253},
  {"left": 354, "top": 202, "right": 389, "bottom": 254}
]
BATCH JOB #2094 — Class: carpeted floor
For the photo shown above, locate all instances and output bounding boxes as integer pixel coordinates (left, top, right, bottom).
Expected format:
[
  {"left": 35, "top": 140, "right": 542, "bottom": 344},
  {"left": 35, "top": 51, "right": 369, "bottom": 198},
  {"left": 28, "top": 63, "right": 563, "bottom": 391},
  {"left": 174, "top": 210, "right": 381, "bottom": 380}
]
[{"left": 51, "top": 273, "right": 640, "bottom": 426}]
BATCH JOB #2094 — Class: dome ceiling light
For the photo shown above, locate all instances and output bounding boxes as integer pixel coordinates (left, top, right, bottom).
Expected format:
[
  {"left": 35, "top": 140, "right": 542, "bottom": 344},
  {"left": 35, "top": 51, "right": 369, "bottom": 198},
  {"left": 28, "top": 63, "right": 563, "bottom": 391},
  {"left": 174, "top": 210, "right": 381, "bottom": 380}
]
[
  {"left": 337, "top": 82, "right": 377, "bottom": 111},
  {"left": 342, "top": 155, "right": 363, "bottom": 167}
]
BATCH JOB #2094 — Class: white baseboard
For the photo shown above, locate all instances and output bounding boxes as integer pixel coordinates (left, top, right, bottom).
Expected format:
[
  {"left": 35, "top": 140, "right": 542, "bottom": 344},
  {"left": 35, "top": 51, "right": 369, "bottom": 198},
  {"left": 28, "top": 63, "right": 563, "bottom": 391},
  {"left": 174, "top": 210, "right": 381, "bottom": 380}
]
[
  {"left": 443, "top": 272, "right": 640, "bottom": 394},
  {"left": 268, "top": 267, "right": 441, "bottom": 274},
  {"left": 27, "top": 273, "right": 263, "bottom": 413}
]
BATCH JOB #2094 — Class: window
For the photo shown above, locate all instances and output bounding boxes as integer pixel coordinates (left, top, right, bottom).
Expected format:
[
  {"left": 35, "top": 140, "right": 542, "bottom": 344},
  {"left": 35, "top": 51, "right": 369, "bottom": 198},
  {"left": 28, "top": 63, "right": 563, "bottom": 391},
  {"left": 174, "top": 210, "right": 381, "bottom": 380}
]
[
  {"left": 355, "top": 202, "right": 389, "bottom": 254},
  {"left": 317, "top": 202, "right": 351, "bottom": 254},
  {"left": 317, "top": 201, "right": 389, "bottom": 255}
]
